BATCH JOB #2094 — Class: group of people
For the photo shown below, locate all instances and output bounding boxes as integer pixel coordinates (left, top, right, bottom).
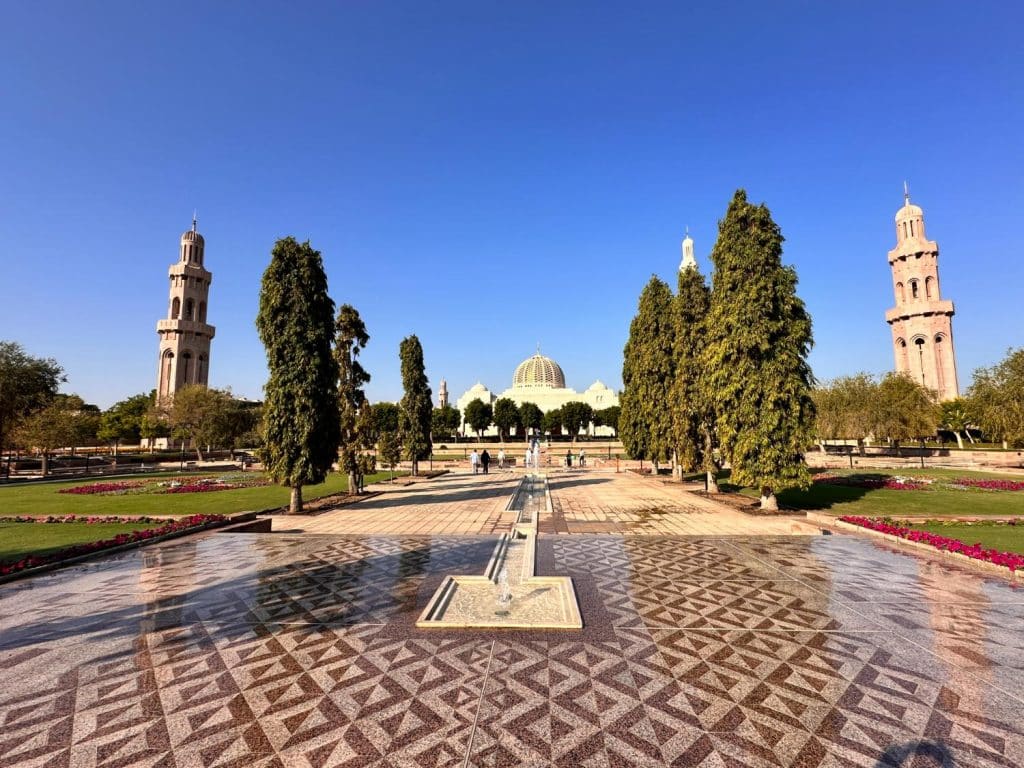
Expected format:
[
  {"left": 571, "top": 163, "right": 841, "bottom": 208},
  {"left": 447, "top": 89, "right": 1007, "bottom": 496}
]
[{"left": 468, "top": 440, "right": 591, "bottom": 473}]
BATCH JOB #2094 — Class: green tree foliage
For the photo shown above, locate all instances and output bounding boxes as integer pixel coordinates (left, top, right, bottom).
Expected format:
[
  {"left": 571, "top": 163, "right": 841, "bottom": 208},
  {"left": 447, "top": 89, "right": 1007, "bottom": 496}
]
[
  {"left": 812, "top": 373, "right": 877, "bottom": 454},
  {"left": 519, "top": 402, "right": 543, "bottom": 437},
  {"left": 620, "top": 276, "right": 675, "bottom": 465},
  {"left": 560, "top": 401, "right": 593, "bottom": 442},
  {"left": 256, "top": 237, "right": 340, "bottom": 513},
  {"left": 968, "top": 347, "right": 1024, "bottom": 448},
  {"left": 542, "top": 407, "right": 563, "bottom": 436},
  {"left": 464, "top": 398, "right": 493, "bottom": 439},
  {"left": 492, "top": 398, "right": 520, "bottom": 440},
  {"left": 936, "top": 397, "right": 975, "bottom": 450},
  {"left": 98, "top": 392, "right": 155, "bottom": 456},
  {"left": 370, "top": 402, "right": 400, "bottom": 440},
  {"left": 164, "top": 385, "right": 237, "bottom": 460},
  {"left": 378, "top": 430, "right": 402, "bottom": 481},
  {"left": 16, "top": 394, "right": 89, "bottom": 476},
  {"left": 0, "top": 341, "right": 64, "bottom": 463},
  {"left": 398, "top": 335, "right": 432, "bottom": 474},
  {"left": 334, "top": 304, "right": 371, "bottom": 493},
  {"left": 432, "top": 405, "right": 461, "bottom": 440},
  {"left": 671, "top": 264, "right": 713, "bottom": 482},
  {"left": 873, "top": 372, "right": 937, "bottom": 451},
  {"left": 593, "top": 405, "right": 621, "bottom": 437},
  {"left": 701, "top": 190, "right": 815, "bottom": 510}
]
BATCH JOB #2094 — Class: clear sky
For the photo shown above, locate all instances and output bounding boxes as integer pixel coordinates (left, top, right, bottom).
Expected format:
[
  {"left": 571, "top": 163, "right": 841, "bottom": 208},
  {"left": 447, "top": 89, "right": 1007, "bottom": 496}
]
[{"left": 2, "top": 1, "right": 1021, "bottom": 409}]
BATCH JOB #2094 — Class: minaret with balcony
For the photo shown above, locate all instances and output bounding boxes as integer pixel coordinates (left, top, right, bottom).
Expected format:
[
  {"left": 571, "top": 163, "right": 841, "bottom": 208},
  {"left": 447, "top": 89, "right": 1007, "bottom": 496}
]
[
  {"left": 156, "top": 217, "right": 215, "bottom": 400},
  {"left": 885, "top": 186, "right": 959, "bottom": 400}
]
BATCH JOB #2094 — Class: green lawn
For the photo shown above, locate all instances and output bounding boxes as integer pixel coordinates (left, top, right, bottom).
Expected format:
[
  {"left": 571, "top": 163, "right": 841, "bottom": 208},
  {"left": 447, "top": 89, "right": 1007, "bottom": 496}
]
[
  {"left": 726, "top": 468, "right": 1024, "bottom": 518},
  {"left": 905, "top": 521, "right": 1024, "bottom": 555},
  {"left": 0, "top": 521, "right": 159, "bottom": 563},
  {"left": 0, "top": 471, "right": 398, "bottom": 517}
]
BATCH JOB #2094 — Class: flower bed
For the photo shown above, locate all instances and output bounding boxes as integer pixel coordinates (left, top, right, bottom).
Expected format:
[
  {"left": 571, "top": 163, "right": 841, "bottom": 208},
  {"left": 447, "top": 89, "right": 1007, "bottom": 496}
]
[
  {"left": 56, "top": 474, "right": 271, "bottom": 496},
  {"left": 814, "top": 474, "right": 928, "bottom": 491},
  {"left": 0, "top": 514, "right": 228, "bottom": 577},
  {"left": 58, "top": 481, "right": 145, "bottom": 495},
  {"left": 839, "top": 515, "right": 1024, "bottom": 572},
  {"left": 949, "top": 478, "right": 1024, "bottom": 492}
]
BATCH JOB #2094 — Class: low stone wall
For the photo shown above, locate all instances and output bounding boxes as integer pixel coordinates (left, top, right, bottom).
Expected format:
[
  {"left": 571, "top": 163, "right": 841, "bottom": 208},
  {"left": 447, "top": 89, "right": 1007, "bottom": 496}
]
[{"left": 808, "top": 448, "right": 1024, "bottom": 472}]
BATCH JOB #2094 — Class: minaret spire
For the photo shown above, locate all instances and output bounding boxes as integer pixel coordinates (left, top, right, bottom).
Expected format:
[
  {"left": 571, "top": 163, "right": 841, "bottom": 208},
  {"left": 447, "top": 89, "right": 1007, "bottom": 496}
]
[
  {"left": 192, "top": 210, "right": 198, "bottom": 232},
  {"left": 680, "top": 229, "right": 697, "bottom": 271},
  {"left": 903, "top": 181, "right": 910, "bottom": 205}
]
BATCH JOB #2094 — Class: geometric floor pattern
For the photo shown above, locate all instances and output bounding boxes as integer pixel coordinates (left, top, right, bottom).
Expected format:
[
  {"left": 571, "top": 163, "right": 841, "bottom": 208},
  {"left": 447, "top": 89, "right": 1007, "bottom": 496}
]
[{"left": 2, "top": 532, "right": 1023, "bottom": 766}]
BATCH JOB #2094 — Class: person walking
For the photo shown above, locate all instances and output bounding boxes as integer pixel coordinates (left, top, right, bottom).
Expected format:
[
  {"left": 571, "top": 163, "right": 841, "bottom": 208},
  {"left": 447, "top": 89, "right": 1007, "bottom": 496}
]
[
  {"left": 565, "top": 449, "right": 572, "bottom": 468},
  {"left": 498, "top": 448, "right": 505, "bottom": 470},
  {"left": 470, "top": 449, "right": 479, "bottom": 475},
  {"left": 579, "top": 448, "right": 586, "bottom": 468},
  {"left": 480, "top": 449, "right": 491, "bottom": 474}
]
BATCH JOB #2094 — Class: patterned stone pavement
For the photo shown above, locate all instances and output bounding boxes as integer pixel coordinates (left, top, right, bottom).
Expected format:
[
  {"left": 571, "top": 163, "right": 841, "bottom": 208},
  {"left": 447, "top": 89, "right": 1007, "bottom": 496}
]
[
  {"left": 2, "top": 529, "right": 1023, "bottom": 767},
  {"left": 273, "top": 472, "right": 521, "bottom": 535},
  {"left": 278, "top": 469, "right": 817, "bottom": 537}
]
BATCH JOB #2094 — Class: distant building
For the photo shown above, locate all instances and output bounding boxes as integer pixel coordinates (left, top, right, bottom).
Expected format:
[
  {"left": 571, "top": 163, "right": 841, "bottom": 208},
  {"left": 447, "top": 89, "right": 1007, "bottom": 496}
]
[
  {"left": 455, "top": 351, "right": 618, "bottom": 437},
  {"left": 885, "top": 187, "right": 959, "bottom": 401},
  {"left": 155, "top": 217, "right": 216, "bottom": 400},
  {"left": 438, "top": 378, "right": 449, "bottom": 409}
]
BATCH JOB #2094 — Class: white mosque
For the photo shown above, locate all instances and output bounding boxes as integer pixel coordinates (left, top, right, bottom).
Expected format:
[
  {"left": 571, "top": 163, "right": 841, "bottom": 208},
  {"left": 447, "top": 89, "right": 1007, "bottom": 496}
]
[{"left": 453, "top": 351, "right": 619, "bottom": 437}]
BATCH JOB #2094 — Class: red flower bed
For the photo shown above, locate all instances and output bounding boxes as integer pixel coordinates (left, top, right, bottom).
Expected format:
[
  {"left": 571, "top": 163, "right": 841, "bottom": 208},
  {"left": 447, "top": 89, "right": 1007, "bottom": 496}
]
[
  {"left": 839, "top": 515, "right": 1024, "bottom": 572},
  {"left": 951, "top": 478, "right": 1024, "bottom": 491},
  {"left": 814, "top": 475, "right": 927, "bottom": 491},
  {"left": 164, "top": 483, "right": 234, "bottom": 494},
  {"left": 0, "top": 514, "right": 227, "bottom": 577},
  {"left": 58, "top": 481, "right": 144, "bottom": 495}
]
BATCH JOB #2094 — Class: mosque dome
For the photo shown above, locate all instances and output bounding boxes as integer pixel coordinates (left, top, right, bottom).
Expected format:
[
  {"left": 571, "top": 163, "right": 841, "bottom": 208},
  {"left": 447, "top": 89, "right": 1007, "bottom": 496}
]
[{"left": 513, "top": 353, "right": 566, "bottom": 389}]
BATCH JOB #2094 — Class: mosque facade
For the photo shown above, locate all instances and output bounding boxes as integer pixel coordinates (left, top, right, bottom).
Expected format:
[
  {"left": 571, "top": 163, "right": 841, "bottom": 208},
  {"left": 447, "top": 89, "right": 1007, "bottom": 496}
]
[{"left": 454, "top": 352, "right": 618, "bottom": 437}]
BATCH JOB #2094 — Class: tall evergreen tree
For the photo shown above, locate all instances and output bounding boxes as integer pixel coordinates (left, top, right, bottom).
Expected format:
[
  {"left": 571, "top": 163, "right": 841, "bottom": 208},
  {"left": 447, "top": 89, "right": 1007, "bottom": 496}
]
[
  {"left": 620, "top": 276, "right": 675, "bottom": 467},
  {"left": 702, "top": 190, "right": 814, "bottom": 510},
  {"left": 256, "top": 237, "right": 340, "bottom": 513},
  {"left": 0, "top": 341, "right": 63, "bottom": 466},
  {"left": 672, "top": 263, "right": 717, "bottom": 489},
  {"left": 334, "top": 304, "right": 371, "bottom": 493},
  {"left": 398, "top": 335, "right": 432, "bottom": 475}
]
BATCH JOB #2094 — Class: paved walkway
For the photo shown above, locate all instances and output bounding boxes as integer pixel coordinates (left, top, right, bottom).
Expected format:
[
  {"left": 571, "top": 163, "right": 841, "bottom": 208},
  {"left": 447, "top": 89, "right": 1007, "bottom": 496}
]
[
  {"left": 271, "top": 471, "right": 521, "bottom": 535},
  {"left": 273, "top": 468, "right": 820, "bottom": 536}
]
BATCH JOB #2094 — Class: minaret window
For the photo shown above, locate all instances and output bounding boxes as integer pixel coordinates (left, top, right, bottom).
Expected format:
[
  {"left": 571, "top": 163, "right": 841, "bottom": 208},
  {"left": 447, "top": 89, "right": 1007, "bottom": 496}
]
[
  {"left": 925, "top": 276, "right": 933, "bottom": 298},
  {"left": 185, "top": 299, "right": 194, "bottom": 320},
  {"left": 896, "top": 282, "right": 905, "bottom": 303},
  {"left": 171, "top": 297, "right": 180, "bottom": 319},
  {"left": 181, "top": 352, "right": 192, "bottom": 384},
  {"left": 199, "top": 302, "right": 207, "bottom": 322},
  {"left": 910, "top": 280, "right": 919, "bottom": 299}
]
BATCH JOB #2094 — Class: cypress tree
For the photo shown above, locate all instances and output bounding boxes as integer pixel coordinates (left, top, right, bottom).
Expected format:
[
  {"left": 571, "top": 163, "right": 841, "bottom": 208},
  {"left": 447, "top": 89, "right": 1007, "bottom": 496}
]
[
  {"left": 672, "top": 262, "right": 716, "bottom": 488},
  {"left": 334, "top": 304, "right": 370, "bottom": 493},
  {"left": 702, "top": 190, "right": 814, "bottom": 510},
  {"left": 620, "top": 276, "right": 675, "bottom": 467},
  {"left": 256, "top": 237, "right": 340, "bottom": 513},
  {"left": 398, "top": 335, "right": 433, "bottom": 475}
]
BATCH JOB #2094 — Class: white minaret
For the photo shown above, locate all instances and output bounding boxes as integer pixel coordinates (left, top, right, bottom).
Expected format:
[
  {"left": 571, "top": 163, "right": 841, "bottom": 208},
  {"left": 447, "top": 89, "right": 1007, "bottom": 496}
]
[
  {"left": 679, "top": 228, "right": 697, "bottom": 271},
  {"left": 438, "top": 378, "right": 449, "bottom": 408},
  {"left": 155, "top": 216, "right": 215, "bottom": 401}
]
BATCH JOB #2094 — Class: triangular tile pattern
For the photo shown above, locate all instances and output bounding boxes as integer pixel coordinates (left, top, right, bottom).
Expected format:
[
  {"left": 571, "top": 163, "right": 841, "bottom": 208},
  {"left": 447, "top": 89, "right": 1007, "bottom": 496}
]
[{"left": 1, "top": 535, "right": 1023, "bottom": 766}]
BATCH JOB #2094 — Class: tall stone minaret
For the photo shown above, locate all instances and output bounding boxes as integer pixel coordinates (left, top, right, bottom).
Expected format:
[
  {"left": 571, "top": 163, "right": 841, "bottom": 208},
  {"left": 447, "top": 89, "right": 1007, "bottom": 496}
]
[
  {"left": 884, "top": 185, "right": 959, "bottom": 401},
  {"left": 155, "top": 216, "right": 215, "bottom": 400},
  {"left": 438, "top": 378, "right": 449, "bottom": 408}
]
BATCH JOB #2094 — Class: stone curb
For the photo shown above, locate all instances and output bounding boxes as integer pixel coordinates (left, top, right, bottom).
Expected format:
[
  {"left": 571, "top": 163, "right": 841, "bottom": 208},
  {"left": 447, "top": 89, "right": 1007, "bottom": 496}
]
[
  {"left": 807, "top": 512, "right": 1024, "bottom": 583},
  {"left": 0, "top": 513, "right": 255, "bottom": 586}
]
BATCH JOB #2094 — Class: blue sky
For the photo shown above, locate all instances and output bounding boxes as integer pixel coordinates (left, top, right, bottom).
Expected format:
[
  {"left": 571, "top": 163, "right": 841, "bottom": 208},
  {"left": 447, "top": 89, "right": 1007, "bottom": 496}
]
[{"left": 2, "top": 1, "right": 1021, "bottom": 408}]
